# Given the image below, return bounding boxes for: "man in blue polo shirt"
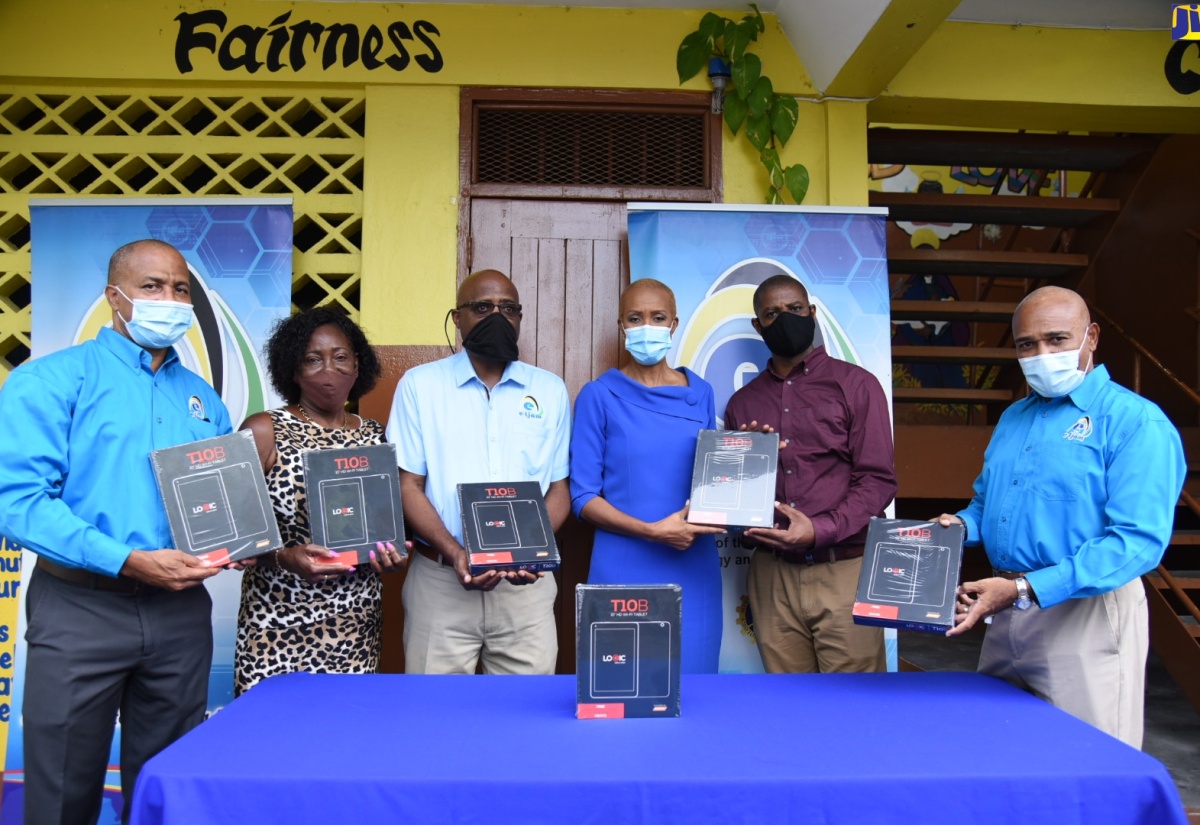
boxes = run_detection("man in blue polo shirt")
[0,239,232,822]
[937,286,1184,748]
[388,269,570,674]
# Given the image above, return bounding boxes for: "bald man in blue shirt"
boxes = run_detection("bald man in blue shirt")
[0,239,232,823]
[937,286,1185,748]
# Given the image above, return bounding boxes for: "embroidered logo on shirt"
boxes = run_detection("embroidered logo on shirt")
[520,395,543,420]
[188,395,206,420]
[1063,415,1092,442]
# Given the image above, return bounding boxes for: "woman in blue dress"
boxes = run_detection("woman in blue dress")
[570,279,725,673]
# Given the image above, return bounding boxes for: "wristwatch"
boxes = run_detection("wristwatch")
[1014,577,1034,611]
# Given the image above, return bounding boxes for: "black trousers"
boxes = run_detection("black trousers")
[22,566,213,825]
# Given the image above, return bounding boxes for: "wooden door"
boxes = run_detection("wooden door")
[468,199,628,400]
[469,197,629,673]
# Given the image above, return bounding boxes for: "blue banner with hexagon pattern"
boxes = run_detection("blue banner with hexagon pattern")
[627,203,895,675]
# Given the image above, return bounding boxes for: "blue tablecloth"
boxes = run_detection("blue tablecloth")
[131,672,1186,825]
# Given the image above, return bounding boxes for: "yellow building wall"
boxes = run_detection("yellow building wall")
[2,1,1197,353]
[0,0,826,349]
[875,21,1200,132]
[361,85,460,345]
[0,2,815,93]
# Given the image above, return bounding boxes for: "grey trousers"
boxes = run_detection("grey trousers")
[978,577,1149,748]
[22,565,213,825]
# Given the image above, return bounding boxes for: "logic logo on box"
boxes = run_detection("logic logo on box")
[577,585,681,719]
[1173,4,1200,39]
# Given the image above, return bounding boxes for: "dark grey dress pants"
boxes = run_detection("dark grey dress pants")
[22,565,213,825]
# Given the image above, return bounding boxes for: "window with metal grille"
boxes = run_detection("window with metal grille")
[0,88,365,378]
[475,108,708,188]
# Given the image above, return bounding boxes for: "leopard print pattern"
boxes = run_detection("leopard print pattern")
[234,408,386,695]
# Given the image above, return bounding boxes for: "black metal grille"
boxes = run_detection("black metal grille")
[476,108,707,188]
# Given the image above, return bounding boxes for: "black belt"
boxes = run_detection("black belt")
[37,556,156,595]
[772,546,865,566]
[414,541,448,566]
[992,569,1030,581]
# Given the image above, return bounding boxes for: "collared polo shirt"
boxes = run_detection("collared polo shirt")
[0,327,232,576]
[958,365,1185,608]
[388,350,570,546]
[723,346,897,549]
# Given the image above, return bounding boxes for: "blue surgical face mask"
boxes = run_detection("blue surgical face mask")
[115,286,195,349]
[623,324,673,366]
[1019,330,1092,398]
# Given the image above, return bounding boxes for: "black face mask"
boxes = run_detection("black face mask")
[462,311,520,363]
[760,311,816,359]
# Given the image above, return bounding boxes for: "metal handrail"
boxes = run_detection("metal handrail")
[1087,302,1200,626]
[1088,303,1200,407]
[1156,564,1200,628]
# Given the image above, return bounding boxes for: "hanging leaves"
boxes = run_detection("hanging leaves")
[746,76,774,119]
[744,113,771,152]
[676,30,712,84]
[731,53,761,100]
[784,164,810,204]
[698,12,725,44]
[723,92,749,136]
[675,5,809,204]
[771,96,799,147]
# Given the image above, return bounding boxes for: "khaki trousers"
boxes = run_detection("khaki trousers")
[747,550,886,673]
[978,577,1148,748]
[402,550,558,675]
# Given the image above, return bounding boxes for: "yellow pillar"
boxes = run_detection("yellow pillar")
[361,85,460,346]
[823,100,868,207]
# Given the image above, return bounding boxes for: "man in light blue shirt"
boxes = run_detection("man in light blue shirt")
[0,239,231,823]
[387,269,570,674]
[937,286,1184,748]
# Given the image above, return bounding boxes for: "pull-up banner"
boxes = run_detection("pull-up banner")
[626,203,895,674]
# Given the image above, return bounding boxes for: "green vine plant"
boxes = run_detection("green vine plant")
[677,4,809,205]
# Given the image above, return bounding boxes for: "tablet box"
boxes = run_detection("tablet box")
[457,482,560,574]
[304,443,405,566]
[576,585,681,719]
[151,430,282,566]
[852,517,965,633]
[686,429,779,531]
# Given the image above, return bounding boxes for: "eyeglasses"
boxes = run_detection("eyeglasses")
[298,352,357,376]
[456,300,522,318]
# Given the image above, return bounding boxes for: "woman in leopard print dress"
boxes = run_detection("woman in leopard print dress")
[234,308,407,695]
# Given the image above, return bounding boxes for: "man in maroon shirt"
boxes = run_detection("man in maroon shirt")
[724,275,897,673]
